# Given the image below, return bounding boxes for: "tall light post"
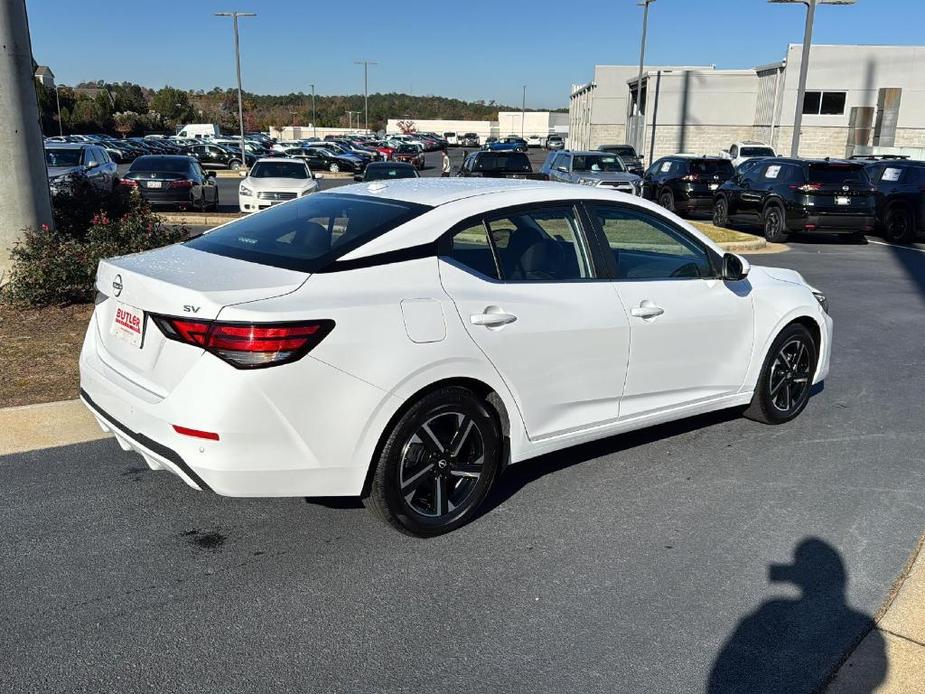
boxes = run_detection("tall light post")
[214,10,255,168]
[309,83,316,138]
[54,84,63,136]
[354,59,378,132]
[770,0,856,157]
[634,0,655,153]
[521,85,526,138]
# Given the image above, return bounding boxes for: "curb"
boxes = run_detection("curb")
[717,238,767,252]
[159,213,241,226]
[0,399,109,456]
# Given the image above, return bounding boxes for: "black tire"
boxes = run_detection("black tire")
[883,205,915,244]
[210,190,219,211]
[713,196,729,228]
[763,203,789,243]
[744,323,818,425]
[365,386,502,537]
[658,189,675,213]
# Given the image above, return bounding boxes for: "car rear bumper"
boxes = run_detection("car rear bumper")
[675,195,715,211]
[78,310,394,497]
[137,189,193,206]
[786,208,876,233]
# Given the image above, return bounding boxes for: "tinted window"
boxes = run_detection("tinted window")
[689,160,735,177]
[484,206,592,281]
[446,221,498,279]
[820,92,847,115]
[802,92,822,114]
[251,161,310,179]
[740,147,775,157]
[602,145,636,157]
[473,153,531,173]
[364,165,418,180]
[589,204,714,280]
[572,154,626,173]
[186,193,430,272]
[129,157,192,174]
[806,163,868,185]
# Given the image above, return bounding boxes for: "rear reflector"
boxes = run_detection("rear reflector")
[151,316,334,369]
[173,425,220,441]
[804,224,817,231]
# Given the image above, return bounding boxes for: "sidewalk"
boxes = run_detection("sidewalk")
[0,399,108,456]
[828,537,925,693]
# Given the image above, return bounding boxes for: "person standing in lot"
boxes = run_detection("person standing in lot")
[441,148,451,177]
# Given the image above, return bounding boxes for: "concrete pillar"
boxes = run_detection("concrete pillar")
[0,0,54,281]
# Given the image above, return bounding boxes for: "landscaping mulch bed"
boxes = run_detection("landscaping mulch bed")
[0,303,93,408]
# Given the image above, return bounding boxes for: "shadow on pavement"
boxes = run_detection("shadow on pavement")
[707,538,886,693]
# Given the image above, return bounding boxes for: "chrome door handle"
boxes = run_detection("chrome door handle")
[631,305,664,319]
[471,311,517,327]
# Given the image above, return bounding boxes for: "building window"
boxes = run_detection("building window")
[802,91,846,115]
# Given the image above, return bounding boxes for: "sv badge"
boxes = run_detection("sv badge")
[183,305,201,314]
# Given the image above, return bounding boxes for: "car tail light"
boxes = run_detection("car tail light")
[790,183,824,192]
[168,179,194,189]
[151,316,334,368]
[119,178,138,188]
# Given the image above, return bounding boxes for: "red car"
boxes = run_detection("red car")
[393,144,425,170]
[369,141,396,160]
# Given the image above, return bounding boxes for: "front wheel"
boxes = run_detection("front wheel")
[365,387,502,537]
[713,197,729,228]
[744,323,818,425]
[763,204,789,243]
[229,160,242,171]
[329,163,340,173]
[884,206,915,244]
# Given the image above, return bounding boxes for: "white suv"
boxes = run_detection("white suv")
[721,141,777,169]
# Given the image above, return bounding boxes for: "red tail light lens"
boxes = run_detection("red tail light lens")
[168,179,194,189]
[151,316,334,368]
[119,178,139,188]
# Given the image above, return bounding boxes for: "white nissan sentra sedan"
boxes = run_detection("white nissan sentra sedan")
[80,179,832,536]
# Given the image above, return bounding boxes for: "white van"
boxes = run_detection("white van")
[177,124,222,140]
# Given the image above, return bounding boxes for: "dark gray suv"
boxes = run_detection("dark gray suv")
[540,150,641,195]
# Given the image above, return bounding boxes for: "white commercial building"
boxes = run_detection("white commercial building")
[385,112,568,141]
[569,44,925,163]
[385,118,494,140]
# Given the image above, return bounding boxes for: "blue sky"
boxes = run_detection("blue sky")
[27,0,925,108]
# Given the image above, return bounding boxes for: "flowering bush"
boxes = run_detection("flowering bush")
[5,184,187,307]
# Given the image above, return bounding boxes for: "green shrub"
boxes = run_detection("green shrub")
[5,187,187,307]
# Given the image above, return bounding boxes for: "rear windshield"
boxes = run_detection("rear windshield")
[464,133,478,138]
[251,161,310,179]
[397,145,420,154]
[601,145,635,157]
[740,147,775,157]
[688,160,735,176]
[129,157,191,173]
[185,193,431,272]
[807,163,869,185]
[45,148,83,167]
[572,154,626,173]
[365,165,418,180]
[474,153,532,172]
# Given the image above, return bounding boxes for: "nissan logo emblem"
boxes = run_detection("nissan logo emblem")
[112,274,123,297]
[842,185,849,192]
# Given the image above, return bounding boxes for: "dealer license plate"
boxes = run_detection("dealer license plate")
[111,302,145,348]
[835,196,850,205]
[146,180,162,189]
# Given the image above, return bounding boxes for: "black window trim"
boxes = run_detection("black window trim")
[580,200,723,282]
[437,199,613,284]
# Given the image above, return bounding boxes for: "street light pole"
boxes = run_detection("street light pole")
[769,0,856,157]
[354,60,378,132]
[521,85,526,138]
[215,10,255,168]
[310,83,316,138]
[54,84,63,136]
[634,0,655,153]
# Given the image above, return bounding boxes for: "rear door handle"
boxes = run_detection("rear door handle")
[471,310,517,327]
[630,304,664,319]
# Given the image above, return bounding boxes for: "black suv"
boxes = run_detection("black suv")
[598,144,644,175]
[642,156,735,217]
[183,143,255,170]
[712,158,876,242]
[862,159,925,244]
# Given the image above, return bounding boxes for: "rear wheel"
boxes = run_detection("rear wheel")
[884,205,915,244]
[229,160,242,171]
[659,189,675,213]
[365,386,502,537]
[744,323,818,425]
[713,196,729,228]
[763,204,789,243]
[329,163,340,173]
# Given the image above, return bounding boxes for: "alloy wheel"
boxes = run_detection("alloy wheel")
[398,411,485,519]
[768,337,812,413]
[713,198,728,227]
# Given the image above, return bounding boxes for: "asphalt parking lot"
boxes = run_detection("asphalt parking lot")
[3,237,925,692]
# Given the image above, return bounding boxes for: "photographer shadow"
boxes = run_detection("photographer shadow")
[708,538,886,693]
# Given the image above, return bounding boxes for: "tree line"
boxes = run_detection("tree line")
[35,79,566,136]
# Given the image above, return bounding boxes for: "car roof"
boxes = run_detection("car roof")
[254,157,306,164]
[45,142,93,150]
[367,161,415,168]
[328,177,591,206]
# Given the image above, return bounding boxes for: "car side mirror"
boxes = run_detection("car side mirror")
[86,160,99,170]
[722,253,750,281]
[556,165,568,173]
[208,171,217,178]
[238,169,247,178]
